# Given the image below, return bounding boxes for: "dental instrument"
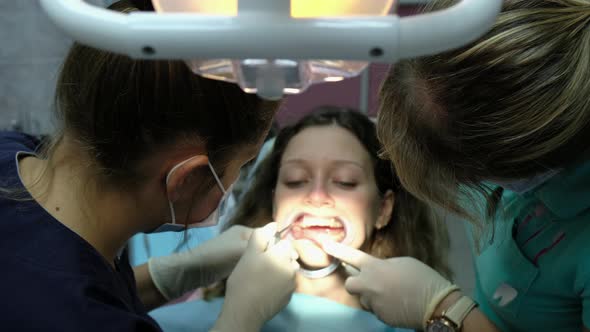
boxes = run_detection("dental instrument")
[267,222,343,279]
[266,223,294,250]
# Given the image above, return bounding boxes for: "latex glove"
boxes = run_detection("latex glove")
[148,225,253,300]
[322,240,458,330]
[213,223,299,332]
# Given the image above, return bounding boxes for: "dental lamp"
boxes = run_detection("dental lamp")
[39,0,502,100]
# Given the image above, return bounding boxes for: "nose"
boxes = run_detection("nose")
[304,181,333,208]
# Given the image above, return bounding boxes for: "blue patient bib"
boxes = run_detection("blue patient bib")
[150,293,413,332]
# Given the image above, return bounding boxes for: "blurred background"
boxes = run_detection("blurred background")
[0,0,474,296]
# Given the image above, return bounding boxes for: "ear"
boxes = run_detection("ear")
[165,155,210,202]
[375,190,394,230]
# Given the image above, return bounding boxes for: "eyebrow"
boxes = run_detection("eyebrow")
[281,158,364,169]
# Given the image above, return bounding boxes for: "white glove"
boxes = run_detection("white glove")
[322,240,458,330]
[213,223,299,332]
[148,225,253,300]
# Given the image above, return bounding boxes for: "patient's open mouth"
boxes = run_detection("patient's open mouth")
[289,213,347,245]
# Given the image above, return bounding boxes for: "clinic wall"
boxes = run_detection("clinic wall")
[276,5,420,126]
[0,0,106,134]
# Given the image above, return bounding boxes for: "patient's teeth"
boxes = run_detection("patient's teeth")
[298,215,344,228]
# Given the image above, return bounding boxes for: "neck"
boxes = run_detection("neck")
[19,142,142,264]
[295,265,362,309]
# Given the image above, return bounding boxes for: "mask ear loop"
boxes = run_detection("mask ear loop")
[166,157,228,226]
[165,157,205,226]
[207,160,227,195]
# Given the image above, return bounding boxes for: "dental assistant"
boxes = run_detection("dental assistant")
[323,0,590,331]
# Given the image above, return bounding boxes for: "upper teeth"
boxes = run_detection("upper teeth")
[299,216,342,228]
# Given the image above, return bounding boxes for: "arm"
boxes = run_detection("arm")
[210,303,264,332]
[322,240,500,331]
[433,291,500,332]
[134,225,253,310]
[134,264,167,311]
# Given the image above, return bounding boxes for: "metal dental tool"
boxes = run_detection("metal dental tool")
[266,223,294,250]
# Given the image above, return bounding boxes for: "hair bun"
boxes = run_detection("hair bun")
[129,0,155,11]
[108,0,155,11]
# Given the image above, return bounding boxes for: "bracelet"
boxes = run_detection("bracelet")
[422,285,460,329]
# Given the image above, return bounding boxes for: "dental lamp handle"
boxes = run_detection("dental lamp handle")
[40,0,502,62]
[398,0,503,59]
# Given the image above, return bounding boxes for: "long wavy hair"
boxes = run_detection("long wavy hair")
[206,107,452,299]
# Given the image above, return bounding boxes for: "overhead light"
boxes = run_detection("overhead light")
[152,0,394,18]
[39,0,503,100]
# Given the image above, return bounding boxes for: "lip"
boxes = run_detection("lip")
[281,211,354,245]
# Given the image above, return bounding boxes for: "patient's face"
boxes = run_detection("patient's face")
[274,125,389,268]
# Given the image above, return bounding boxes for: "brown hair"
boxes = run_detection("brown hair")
[206,107,451,299]
[378,0,590,223]
[19,0,279,195]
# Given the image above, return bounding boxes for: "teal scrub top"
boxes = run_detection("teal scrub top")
[466,160,590,332]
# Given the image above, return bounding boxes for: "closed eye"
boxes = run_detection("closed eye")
[335,181,357,188]
[285,180,308,188]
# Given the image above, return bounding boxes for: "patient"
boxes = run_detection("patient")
[149,107,451,332]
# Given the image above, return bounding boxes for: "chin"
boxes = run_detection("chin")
[294,239,334,269]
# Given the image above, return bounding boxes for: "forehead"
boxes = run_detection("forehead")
[281,125,371,165]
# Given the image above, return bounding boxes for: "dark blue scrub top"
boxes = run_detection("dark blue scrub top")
[0,131,162,331]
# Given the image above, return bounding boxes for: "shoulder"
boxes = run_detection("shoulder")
[1,255,162,332]
[0,131,41,184]
[569,211,590,284]
[149,297,223,331]
[0,131,41,154]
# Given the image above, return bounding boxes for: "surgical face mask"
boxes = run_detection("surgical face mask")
[492,169,560,194]
[150,157,228,233]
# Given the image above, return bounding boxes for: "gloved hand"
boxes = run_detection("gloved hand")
[148,225,253,300]
[213,223,299,332]
[322,240,458,330]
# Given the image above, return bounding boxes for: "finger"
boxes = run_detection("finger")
[321,239,375,269]
[292,241,305,259]
[237,226,254,241]
[223,225,253,246]
[268,241,300,273]
[291,249,299,261]
[283,240,300,261]
[261,222,278,236]
[247,223,278,253]
[344,275,366,295]
[267,239,296,260]
[342,262,360,276]
[359,295,371,311]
